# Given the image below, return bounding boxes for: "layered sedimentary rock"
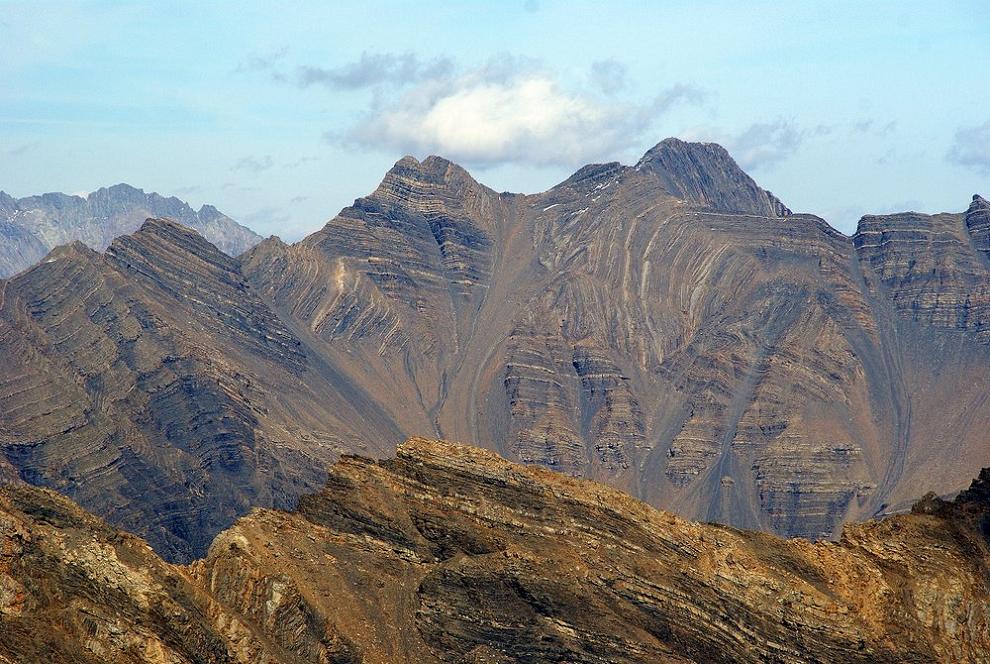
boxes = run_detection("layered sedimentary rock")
[4,139,990,561]
[0,184,260,277]
[242,139,990,542]
[635,137,792,217]
[2,439,990,663]
[853,195,990,339]
[241,155,504,439]
[0,219,401,562]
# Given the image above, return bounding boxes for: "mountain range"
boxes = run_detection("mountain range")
[1,138,989,565]
[0,184,261,277]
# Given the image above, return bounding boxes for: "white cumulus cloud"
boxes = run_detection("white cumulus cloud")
[338,60,702,168]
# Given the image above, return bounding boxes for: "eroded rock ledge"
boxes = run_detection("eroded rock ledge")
[2,437,989,663]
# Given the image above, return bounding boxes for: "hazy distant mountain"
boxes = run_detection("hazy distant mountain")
[2,139,990,564]
[0,184,261,277]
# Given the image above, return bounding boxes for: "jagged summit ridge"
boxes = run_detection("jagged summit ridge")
[382,138,794,219]
[0,184,261,277]
[634,137,792,217]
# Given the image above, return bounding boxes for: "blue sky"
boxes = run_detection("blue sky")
[1,1,988,239]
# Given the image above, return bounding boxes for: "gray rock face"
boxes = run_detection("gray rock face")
[0,184,261,277]
[635,137,792,217]
[0,219,398,562]
[853,197,990,340]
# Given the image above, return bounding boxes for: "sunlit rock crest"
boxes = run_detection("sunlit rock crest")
[1,440,989,662]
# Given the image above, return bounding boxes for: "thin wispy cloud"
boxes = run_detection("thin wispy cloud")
[947,120,990,175]
[683,119,826,171]
[236,47,289,81]
[242,206,291,226]
[875,148,896,165]
[648,84,705,115]
[6,141,38,157]
[589,60,627,95]
[298,52,453,91]
[221,182,258,193]
[232,155,274,173]
[853,119,897,136]
[284,155,320,169]
[879,199,927,214]
[730,119,804,170]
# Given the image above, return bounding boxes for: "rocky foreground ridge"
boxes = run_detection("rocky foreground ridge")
[1,438,989,663]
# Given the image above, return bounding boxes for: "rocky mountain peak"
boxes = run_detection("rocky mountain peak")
[101,217,248,303]
[111,216,233,266]
[635,137,791,217]
[638,136,732,164]
[135,214,198,236]
[41,240,100,265]
[93,182,144,198]
[376,153,482,198]
[0,185,262,276]
[251,234,288,252]
[196,203,223,220]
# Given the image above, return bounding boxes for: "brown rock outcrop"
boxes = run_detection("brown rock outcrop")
[2,439,990,663]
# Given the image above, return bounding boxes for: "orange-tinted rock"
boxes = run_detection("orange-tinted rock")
[2,440,990,663]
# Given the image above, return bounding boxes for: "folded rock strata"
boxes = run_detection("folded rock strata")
[0,220,402,562]
[1,438,989,663]
[3,139,990,560]
[242,140,990,543]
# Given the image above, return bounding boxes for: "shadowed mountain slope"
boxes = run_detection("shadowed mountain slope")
[0,184,261,277]
[0,219,400,562]
[1,439,989,663]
